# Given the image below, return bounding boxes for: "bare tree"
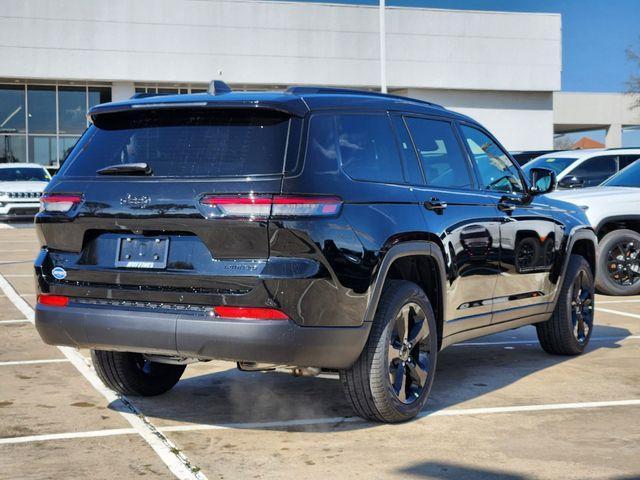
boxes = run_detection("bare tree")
[627,39,640,110]
[554,135,574,150]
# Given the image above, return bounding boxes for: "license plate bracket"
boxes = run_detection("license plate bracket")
[116,237,169,269]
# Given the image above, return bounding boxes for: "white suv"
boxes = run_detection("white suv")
[550,159,640,295]
[523,148,640,190]
[0,163,51,220]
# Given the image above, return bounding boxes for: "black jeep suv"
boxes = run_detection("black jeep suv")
[34,84,597,423]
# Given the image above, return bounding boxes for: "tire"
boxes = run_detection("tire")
[596,229,640,296]
[91,350,186,396]
[536,255,594,355]
[339,280,438,423]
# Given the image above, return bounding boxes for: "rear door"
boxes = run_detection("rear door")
[399,114,501,335]
[38,107,298,297]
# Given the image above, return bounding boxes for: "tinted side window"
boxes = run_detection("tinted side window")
[391,116,423,185]
[620,154,640,170]
[569,155,617,187]
[460,125,524,193]
[405,117,472,189]
[336,114,404,184]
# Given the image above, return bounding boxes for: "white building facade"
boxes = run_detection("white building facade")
[0,0,562,166]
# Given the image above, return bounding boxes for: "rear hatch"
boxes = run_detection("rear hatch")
[37,106,299,303]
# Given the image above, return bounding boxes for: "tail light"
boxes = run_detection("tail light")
[40,194,82,213]
[38,294,69,307]
[199,194,341,219]
[213,306,289,320]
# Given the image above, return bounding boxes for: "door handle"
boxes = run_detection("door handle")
[424,198,447,214]
[498,201,516,213]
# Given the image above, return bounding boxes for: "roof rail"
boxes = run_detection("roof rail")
[129,92,176,99]
[208,80,232,95]
[605,147,640,151]
[286,86,442,108]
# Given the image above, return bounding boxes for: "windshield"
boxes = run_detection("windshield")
[603,160,640,187]
[0,167,50,182]
[522,156,579,176]
[61,108,291,177]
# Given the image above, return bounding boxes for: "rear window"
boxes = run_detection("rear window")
[62,108,290,177]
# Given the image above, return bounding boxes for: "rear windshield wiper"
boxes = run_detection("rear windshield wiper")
[97,163,153,176]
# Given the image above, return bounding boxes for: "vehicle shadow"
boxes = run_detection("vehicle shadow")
[396,461,640,479]
[397,461,531,479]
[108,324,631,432]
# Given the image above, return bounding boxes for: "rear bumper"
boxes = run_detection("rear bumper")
[35,303,371,369]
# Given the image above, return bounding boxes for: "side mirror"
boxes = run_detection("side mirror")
[558,175,584,189]
[529,168,556,195]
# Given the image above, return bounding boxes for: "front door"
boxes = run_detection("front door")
[458,124,558,324]
[397,115,502,335]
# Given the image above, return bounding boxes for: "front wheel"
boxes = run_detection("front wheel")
[339,280,438,423]
[536,255,594,355]
[596,229,640,296]
[91,350,186,396]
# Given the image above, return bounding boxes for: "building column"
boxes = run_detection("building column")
[111,81,135,101]
[605,123,622,148]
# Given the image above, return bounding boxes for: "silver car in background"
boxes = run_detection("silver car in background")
[0,163,51,220]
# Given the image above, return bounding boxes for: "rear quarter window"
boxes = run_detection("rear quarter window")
[61,108,291,177]
[305,113,404,184]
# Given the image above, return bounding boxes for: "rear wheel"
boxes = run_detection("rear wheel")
[536,255,594,355]
[91,350,186,396]
[339,280,438,423]
[596,229,640,296]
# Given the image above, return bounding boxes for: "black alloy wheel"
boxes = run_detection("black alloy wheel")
[387,302,432,404]
[570,269,593,344]
[606,239,640,287]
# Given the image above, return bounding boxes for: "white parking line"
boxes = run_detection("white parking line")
[0,428,137,445]
[0,223,15,230]
[0,319,31,324]
[3,398,639,445]
[2,274,33,278]
[597,299,640,304]
[0,273,206,480]
[0,359,70,366]
[455,335,640,347]
[0,249,36,253]
[595,307,640,320]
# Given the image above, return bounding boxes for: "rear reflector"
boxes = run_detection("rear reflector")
[213,306,289,320]
[199,195,341,219]
[40,194,82,213]
[38,294,69,307]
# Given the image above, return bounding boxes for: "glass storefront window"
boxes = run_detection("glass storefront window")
[58,87,86,134]
[1,83,110,166]
[0,86,26,133]
[28,135,57,166]
[88,87,111,108]
[27,86,56,134]
[1,135,27,163]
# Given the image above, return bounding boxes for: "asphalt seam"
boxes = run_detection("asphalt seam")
[2,398,640,445]
[0,273,207,480]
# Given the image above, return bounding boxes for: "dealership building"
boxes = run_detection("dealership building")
[0,0,565,166]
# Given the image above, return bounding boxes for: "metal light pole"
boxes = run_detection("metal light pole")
[379,0,387,93]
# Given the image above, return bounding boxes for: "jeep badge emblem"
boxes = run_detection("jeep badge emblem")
[51,267,67,280]
[120,194,151,209]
